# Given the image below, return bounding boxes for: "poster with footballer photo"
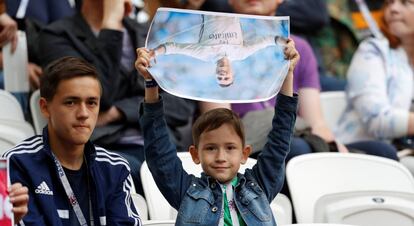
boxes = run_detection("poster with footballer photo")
[146,8,290,103]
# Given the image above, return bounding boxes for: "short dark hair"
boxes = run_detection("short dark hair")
[40,56,100,100]
[192,108,245,147]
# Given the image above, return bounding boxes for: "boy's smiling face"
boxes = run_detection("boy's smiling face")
[189,123,251,184]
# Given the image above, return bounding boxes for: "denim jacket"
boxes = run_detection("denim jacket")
[140,94,297,226]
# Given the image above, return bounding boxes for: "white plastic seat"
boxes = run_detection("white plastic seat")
[0,90,34,154]
[131,193,148,221]
[0,136,14,154]
[0,90,35,154]
[286,152,414,223]
[314,190,414,226]
[282,224,357,226]
[0,121,35,155]
[0,89,26,121]
[142,220,175,226]
[2,31,29,93]
[271,192,293,225]
[319,91,346,130]
[141,152,292,224]
[30,90,47,135]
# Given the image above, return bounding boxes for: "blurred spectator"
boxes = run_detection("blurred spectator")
[0,0,79,119]
[229,0,398,162]
[199,0,233,12]
[0,0,17,50]
[5,0,79,90]
[277,0,348,91]
[0,0,24,115]
[335,0,413,160]
[278,0,385,91]
[37,0,197,195]
[5,0,77,25]
[143,0,232,20]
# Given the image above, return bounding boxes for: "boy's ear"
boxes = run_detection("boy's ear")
[241,145,252,164]
[189,145,201,164]
[39,97,50,119]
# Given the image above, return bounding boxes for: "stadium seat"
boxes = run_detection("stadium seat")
[314,190,414,226]
[319,91,346,130]
[0,90,35,154]
[286,152,414,223]
[282,224,357,226]
[131,193,148,221]
[142,220,175,226]
[0,89,26,121]
[30,90,47,135]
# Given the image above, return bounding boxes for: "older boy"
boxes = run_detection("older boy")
[3,57,141,226]
[136,37,299,225]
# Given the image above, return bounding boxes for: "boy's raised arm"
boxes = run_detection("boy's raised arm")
[135,48,159,103]
[135,47,192,209]
[279,38,299,97]
[250,38,299,201]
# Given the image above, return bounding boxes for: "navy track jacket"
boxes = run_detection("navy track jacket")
[3,129,142,226]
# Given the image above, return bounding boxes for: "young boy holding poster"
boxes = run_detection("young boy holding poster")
[135,36,299,225]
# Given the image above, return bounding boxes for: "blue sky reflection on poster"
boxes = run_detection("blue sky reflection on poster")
[146,8,290,103]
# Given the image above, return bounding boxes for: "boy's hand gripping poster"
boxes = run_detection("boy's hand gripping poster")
[146,8,290,103]
[0,159,12,226]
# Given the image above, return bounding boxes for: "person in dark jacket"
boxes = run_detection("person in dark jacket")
[3,56,141,226]
[37,0,197,196]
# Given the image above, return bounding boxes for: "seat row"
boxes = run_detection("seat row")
[135,152,414,226]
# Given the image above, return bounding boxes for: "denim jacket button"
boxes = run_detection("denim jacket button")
[250,182,255,186]
[192,183,196,187]
[210,183,216,189]
[211,206,218,213]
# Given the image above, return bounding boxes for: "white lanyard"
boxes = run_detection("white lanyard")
[52,152,94,226]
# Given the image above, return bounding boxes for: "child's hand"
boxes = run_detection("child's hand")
[9,183,29,223]
[284,38,300,73]
[135,48,154,80]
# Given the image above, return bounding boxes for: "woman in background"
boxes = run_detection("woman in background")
[336,0,413,169]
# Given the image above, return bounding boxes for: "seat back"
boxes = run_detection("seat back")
[30,90,47,134]
[319,91,346,130]
[2,31,29,93]
[0,137,14,154]
[0,121,35,155]
[141,152,292,223]
[0,90,25,121]
[286,153,414,223]
[314,190,414,226]
[0,90,35,155]
[131,193,148,221]
[271,193,292,225]
[282,224,358,226]
[140,160,177,220]
[142,220,175,226]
